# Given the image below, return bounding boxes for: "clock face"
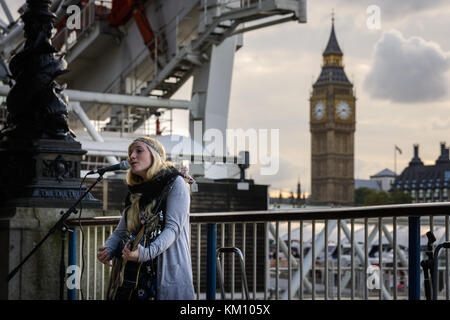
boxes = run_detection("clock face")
[336,101,351,120]
[313,101,325,120]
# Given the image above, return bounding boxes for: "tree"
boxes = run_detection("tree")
[389,189,413,204]
[354,187,374,205]
[364,190,389,205]
[354,187,412,206]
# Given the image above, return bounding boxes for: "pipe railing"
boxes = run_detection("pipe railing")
[65,202,450,300]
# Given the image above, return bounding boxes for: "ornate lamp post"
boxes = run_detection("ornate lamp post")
[5,0,72,140]
[0,0,99,208]
[0,0,101,299]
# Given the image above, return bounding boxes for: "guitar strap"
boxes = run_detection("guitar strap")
[131,221,146,251]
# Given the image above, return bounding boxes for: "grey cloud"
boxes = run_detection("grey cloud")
[363,30,450,103]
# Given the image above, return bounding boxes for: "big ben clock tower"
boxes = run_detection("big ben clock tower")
[310,16,355,206]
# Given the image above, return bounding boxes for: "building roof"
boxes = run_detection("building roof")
[370,168,396,178]
[314,66,352,87]
[323,22,343,56]
[393,143,450,191]
[314,20,352,88]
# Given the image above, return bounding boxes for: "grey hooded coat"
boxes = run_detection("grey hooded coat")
[105,176,195,300]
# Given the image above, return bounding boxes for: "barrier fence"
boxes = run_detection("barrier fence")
[66,202,450,300]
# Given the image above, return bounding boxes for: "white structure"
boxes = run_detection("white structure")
[370,168,396,192]
[355,168,396,192]
[75,130,242,179]
[0,0,307,179]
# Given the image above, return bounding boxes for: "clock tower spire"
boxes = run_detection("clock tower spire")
[309,15,356,206]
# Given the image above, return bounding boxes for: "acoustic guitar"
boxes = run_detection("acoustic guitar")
[112,211,163,300]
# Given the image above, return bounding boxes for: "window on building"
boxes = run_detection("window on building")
[426,189,432,202]
[445,171,450,181]
[443,188,448,201]
[411,190,416,203]
[434,189,440,202]
[419,189,424,202]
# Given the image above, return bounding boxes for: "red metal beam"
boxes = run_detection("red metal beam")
[110,0,159,59]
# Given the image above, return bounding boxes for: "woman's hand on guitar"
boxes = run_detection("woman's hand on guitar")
[122,240,139,262]
[97,246,112,266]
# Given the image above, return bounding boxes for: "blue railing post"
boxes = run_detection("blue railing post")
[206,223,217,300]
[408,216,421,300]
[67,227,77,300]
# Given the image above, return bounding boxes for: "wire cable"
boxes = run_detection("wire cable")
[77,171,89,300]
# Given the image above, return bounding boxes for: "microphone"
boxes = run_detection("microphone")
[88,160,130,175]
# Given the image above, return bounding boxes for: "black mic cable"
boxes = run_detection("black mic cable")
[77,171,89,300]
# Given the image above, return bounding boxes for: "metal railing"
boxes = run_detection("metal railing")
[65,202,450,300]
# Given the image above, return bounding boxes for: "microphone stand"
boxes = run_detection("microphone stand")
[6,173,104,300]
[420,231,436,300]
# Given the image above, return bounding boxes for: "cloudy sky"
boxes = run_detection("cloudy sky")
[175,0,450,196]
[3,1,450,196]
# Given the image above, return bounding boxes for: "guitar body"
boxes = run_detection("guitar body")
[111,234,144,300]
[113,260,143,300]
[111,232,157,300]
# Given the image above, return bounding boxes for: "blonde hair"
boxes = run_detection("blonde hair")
[125,136,173,234]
